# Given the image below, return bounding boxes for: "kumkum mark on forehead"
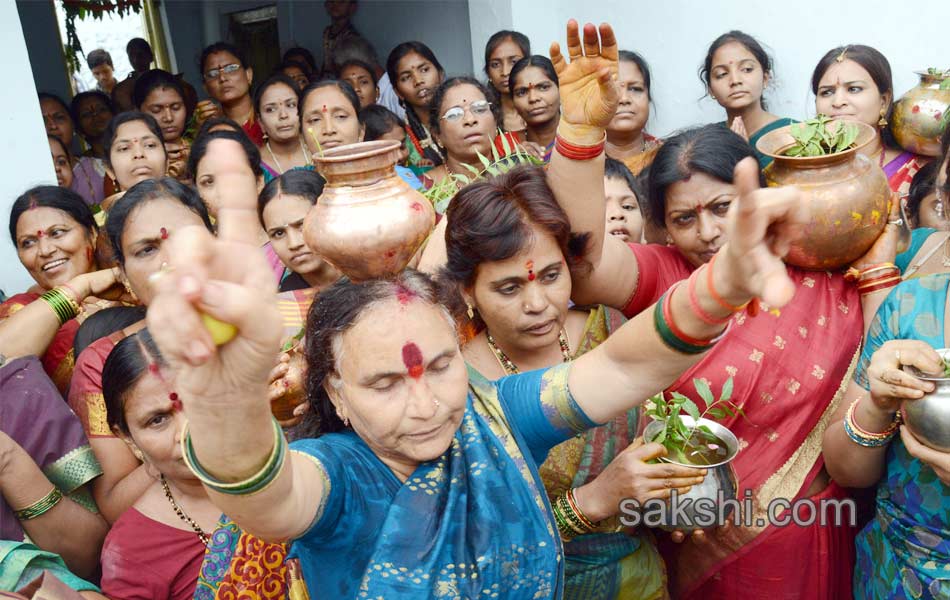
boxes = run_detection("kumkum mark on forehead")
[402,342,424,379]
[526,260,536,281]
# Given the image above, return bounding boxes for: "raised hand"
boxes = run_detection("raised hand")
[550,20,620,136]
[146,137,282,412]
[719,157,807,309]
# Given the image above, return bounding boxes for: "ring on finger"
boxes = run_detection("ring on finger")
[896,349,901,364]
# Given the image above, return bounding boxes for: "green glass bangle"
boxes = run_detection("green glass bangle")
[39,289,73,325]
[654,297,710,354]
[15,487,63,520]
[182,417,287,495]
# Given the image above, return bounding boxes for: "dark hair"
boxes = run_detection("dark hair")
[811,45,896,147]
[199,41,247,75]
[299,270,452,438]
[329,36,380,73]
[428,76,499,137]
[87,48,113,70]
[483,30,531,79]
[258,169,325,226]
[278,59,311,80]
[47,134,72,162]
[508,55,559,96]
[360,104,406,141]
[905,160,940,227]
[298,79,362,121]
[283,46,317,74]
[106,177,213,265]
[605,157,644,202]
[103,328,163,436]
[386,42,445,166]
[9,185,96,244]
[103,111,166,169]
[337,59,379,87]
[439,165,589,327]
[70,91,115,138]
[646,124,758,228]
[132,69,186,111]
[38,92,71,119]
[700,31,772,109]
[126,38,152,56]
[74,305,147,358]
[187,129,263,183]
[193,116,244,141]
[254,73,301,116]
[619,50,653,101]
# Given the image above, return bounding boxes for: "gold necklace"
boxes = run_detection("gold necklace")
[266,138,312,174]
[161,475,210,546]
[485,329,572,375]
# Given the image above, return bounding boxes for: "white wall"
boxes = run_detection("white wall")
[505,0,950,137]
[1,1,58,294]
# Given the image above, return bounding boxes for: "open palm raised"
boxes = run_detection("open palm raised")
[550,20,620,133]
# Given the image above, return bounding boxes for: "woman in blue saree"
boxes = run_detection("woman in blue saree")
[142,20,810,598]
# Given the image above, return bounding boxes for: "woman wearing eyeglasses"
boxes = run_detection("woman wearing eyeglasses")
[195,42,264,147]
[421,77,516,194]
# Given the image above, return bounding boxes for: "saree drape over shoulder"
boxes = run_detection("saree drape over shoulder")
[853,274,950,599]
[622,243,861,599]
[0,294,78,396]
[289,363,596,598]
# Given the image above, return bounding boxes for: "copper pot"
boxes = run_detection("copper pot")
[304,140,435,282]
[756,121,890,270]
[891,71,950,157]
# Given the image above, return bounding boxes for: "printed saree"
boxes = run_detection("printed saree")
[0,542,98,594]
[885,151,930,197]
[0,294,78,396]
[853,274,950,598]
[289,363,595,598]
[623,243,862,598]
[616,133,662,176]
[1,356,101,542]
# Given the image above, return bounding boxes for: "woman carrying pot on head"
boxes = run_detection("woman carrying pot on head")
[812,44,929,197]
[606,51,661,176]
[439,164,702,599]
[701,31,795,169]
[509,56,560,163]
[68,178,213,524]
[259,169,339,293]
[255,74,312,183]
[40,92,108,207]
[141,21,808,599]
[386,41,446,174]
[548,20,904,599]
[484,30,531,137]
[134,69,192,183]
[1,186,122,394]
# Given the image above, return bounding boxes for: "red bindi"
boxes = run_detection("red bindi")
[322,104,328,112]
[159,227,169,240]
[148,363,160,375]
[169,392,182,411]
[36,230,44,238]
[401,342,424,379]
[394,282,417,306]
[526,260,536,281]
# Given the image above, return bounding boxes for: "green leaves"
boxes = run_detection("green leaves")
[786,114,859,157]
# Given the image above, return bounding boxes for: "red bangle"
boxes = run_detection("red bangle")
[687,267,733,325]
[706,254,747,311]
[663,284,716,347]
[555,133,606,161]
[857,274,901,291]
[859,280,900,295]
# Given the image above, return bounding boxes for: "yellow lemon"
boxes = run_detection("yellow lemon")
[202,313,237,346]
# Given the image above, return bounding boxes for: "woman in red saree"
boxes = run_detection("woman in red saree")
[1,186,122,394]
[546,25,902,597]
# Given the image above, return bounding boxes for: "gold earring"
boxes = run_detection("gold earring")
[878,108,888,128]
[466,303,475,319]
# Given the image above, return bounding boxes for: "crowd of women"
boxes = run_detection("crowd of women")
[2,8,949,600]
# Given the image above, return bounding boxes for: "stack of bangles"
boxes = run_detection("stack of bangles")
[845,263,901,296]
[40,285,81,326]
[14,487,63,521]
[182,417,287,495]
[551,488,596,540]
[655,256,748,354]
[843,398,901,447]
[554,131,606,161]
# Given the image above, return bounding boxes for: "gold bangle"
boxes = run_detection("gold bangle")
[14,487,63,520]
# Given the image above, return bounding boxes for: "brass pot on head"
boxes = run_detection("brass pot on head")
[303,140,435,282]
[756,120,891,271]
[891,71,950,158]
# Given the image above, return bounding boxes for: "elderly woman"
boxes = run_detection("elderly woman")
[144,21,807,598]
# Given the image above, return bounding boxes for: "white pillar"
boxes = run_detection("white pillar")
[0,1,58,295]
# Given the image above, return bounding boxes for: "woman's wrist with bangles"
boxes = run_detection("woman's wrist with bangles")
[14,487,63,521]
[555,119,606,151]
[39,286,82,325]
[845,262,900,297]
[844,396,901,448]
[182,417,288,496]
[552,487,599,540]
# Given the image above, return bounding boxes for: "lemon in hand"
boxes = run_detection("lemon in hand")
[202,313,237,346]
